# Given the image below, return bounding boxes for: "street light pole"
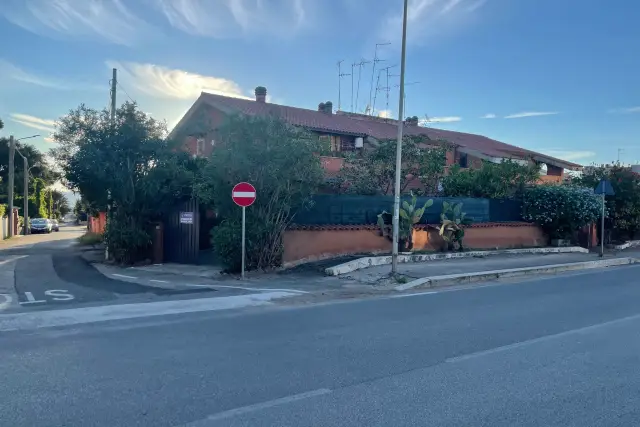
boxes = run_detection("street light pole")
[7,136,15,237]
[23,156,28,235]
[391,0,409,274]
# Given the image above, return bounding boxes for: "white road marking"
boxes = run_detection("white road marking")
[112,274,137,279]
[150,279,168,283]
[391,291,438,299]
[184,283,309,294]
[0,294,12,311]
[45,290,74,301]
[0,255,28,266]
[203,389,332,422]
[0,291,297,331]
[446,311,640,364]
[20,292,46,305]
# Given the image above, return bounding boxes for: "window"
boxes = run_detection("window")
[340,136,355,151]
[196,138,205,156]
[459,153,468,168]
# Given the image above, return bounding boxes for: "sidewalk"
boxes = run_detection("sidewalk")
[83,248,640,305]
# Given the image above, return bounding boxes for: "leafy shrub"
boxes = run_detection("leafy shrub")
[0,204,5,218]
[439,201,472,251]
[442,160,541,199]
[523,185,602,239]
[211,218,284,273]
[78,232,104,246]
[103,216,151,264]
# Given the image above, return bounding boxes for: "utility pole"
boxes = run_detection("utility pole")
[23,156,28,234]
[391,0,409,274]
[106,68,117,261]
[110,68,117,123]
[7,136,15,237]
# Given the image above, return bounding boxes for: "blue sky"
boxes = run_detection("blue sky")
[1,0,640,166]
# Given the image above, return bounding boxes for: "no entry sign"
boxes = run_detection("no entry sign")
[232,182,256,207]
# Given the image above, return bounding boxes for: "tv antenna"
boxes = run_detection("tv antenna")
[368,42,391,115]
[394,81,420,119]
[337,60,351,111]
[354,59,371,113]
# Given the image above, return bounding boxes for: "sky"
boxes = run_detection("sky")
[1,0,640,167]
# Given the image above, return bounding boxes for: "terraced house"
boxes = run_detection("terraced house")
[170,86,582,185]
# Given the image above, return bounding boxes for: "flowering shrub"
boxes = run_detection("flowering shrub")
[523,185,602,239]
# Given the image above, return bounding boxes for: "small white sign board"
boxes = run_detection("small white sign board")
[180,212,194,224]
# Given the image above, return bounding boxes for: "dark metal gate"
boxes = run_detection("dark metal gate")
[164,199,200,264]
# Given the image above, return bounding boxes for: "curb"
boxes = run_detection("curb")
[325,246,589,276]
[394,257,639,291]
[611,240,640,251]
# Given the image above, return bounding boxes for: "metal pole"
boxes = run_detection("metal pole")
[600,193,605,257]
[241,206,246,279]
[106,68,117,261]
[24,156,29,235]
[391,0,409,274]
[7,136,15,237]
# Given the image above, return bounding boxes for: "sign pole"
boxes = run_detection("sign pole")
[241,206,246,279]
[232,182,256,278]
[600,192,605,258]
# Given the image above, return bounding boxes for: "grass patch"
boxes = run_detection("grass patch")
[78,232,104,246]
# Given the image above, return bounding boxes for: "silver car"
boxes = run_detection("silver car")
[30,218,52,234]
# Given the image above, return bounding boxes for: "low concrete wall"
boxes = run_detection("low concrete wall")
[283,222,547,266]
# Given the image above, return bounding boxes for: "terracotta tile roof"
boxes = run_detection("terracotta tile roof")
[288,222,535,231]
[198,92,581,170]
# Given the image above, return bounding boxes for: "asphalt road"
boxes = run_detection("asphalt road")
[3,263,640,426]
[0,225,225,312]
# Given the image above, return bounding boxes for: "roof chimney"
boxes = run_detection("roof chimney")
[255,86,267,103]
[405,116,419,126]
[324,101,333,115]
[318,102,326,112]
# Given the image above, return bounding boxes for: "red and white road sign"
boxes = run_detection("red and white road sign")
[232,182,256,207]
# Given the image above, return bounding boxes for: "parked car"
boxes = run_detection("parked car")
[30,218,52,234]
[51,219,60,232]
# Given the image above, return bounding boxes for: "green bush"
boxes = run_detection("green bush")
[0,204,5,218]
[103,216,151,264]
[78,232,104,246]
[523,185,602,239]
[211,219,284,273]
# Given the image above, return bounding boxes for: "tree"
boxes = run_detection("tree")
[573,163,640,241]
[334,136,449,195]
[442,160,541,199]
[194,114,325,271]
[0,117,4,130]
[51,101,200,263]
[0,138,57,206]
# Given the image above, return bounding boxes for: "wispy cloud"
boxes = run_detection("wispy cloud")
[481,113,496,119]
[10,113,56,133]
[504,111,559,119]
[420,116,462,124]
[0,59,100,91]
[153,0,309,39]
[541,150,596,161]
[0,0,152,46]
[608,107,640,114]
[44,137,55,143]
[380,0,488,44]
[106,61,251,101]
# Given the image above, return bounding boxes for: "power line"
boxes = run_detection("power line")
[117,81,135,104]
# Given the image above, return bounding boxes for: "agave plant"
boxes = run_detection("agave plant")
[376,193,433,251]
[399,192,433,250]
[439,201,472,251]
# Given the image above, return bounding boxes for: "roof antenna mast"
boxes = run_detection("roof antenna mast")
[355,59,371,113]
[368,42,391,115]
[337,60,351,112]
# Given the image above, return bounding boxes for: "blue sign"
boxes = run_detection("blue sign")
[594,179,615,196]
